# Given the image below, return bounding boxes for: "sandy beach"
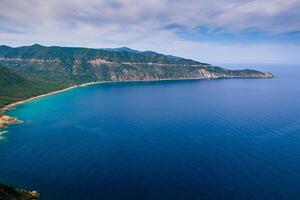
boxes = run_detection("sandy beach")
[0,81,104,113]
[0,79,180,113]
[0,75,273,113]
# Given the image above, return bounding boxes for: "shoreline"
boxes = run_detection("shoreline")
[0,75,273,114]
[0,78,206,112]
[0,81,103,113]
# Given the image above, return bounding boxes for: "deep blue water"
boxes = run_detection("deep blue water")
[1,64,300,200]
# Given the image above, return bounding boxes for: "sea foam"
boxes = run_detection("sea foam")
[0,131,8,139]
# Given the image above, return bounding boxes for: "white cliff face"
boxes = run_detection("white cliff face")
[0,58,61,66]
[198,69,220,78]
[88,62,273,82]
[88,59,111,65]
[0,56,273,85]
[0,45,273,86]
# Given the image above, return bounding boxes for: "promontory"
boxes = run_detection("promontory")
[0,44,272,114]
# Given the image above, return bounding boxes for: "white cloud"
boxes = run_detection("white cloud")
[216,0,300,33]
[0,0,299,63]
[1,0,299,33]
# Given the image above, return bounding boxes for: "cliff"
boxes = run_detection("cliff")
[0,44,272,85]
[0,45,273,197]
[0,44,272,110]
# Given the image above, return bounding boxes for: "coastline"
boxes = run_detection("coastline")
[0,78,205,112]
[0,81,106,130]
[0,74,274,199]
[0,78,212,130]
[0,75,273,114]
[0,81,103,113]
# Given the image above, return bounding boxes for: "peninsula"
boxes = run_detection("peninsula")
[0,44,273,199]
[0,44,272,112]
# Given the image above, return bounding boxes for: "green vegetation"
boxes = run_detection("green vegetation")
[0,45,273,197]
[0,64,63,109]
[0,44,272,109]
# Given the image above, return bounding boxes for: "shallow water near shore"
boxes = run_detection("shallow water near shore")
[0,131,7,140]
[1,64,300,200]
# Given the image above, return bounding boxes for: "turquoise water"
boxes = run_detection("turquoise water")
[1,64,300,200]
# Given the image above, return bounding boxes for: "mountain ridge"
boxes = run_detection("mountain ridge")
[0,64,63,109]
[0,44,272,110]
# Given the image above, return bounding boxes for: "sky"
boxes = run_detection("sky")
[0,0,300,64]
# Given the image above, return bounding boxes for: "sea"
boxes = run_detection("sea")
[0,64,300,200]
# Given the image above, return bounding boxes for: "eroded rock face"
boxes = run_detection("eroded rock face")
[0,115,21,129]
[0,45,273,86]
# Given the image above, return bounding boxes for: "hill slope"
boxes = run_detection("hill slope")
[0,44,272,109]
[0,44,272,86]
[0,64,62,108]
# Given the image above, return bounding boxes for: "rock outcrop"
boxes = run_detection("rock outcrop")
[0,182,39,200]
[0,44,273,86]
[0,115,21,129]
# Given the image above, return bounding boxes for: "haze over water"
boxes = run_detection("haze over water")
[0,64,300,200]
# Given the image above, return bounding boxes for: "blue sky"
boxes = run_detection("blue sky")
[0,0,300,64]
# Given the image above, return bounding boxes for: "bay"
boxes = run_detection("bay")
[1,64,300,200]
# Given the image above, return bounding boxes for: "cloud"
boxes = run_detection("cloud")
[0,0,299,63]
[215,0,300,33]
[1,0,299,33]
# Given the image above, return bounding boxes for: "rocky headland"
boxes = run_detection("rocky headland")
[0,115,21,129]
[0,44,274,199]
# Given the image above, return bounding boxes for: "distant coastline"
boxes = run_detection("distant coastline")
[0,44,273,115]
[0,71,274,200]
[0,75,273,114]
[0,81,101,112]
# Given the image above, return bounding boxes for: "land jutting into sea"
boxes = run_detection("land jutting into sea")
[0,44,272,119]
[0,44,273,199]
[0,43,273,131]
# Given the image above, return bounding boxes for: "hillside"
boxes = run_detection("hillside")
[0,64,63,109]
[0,44,272,86]
[0,45,273,197]
[0,44,272,109]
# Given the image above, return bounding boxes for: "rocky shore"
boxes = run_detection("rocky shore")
[0,115,21,129]
[0,182,39,200]
[0,116,39,199]
[0,73,273,130]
